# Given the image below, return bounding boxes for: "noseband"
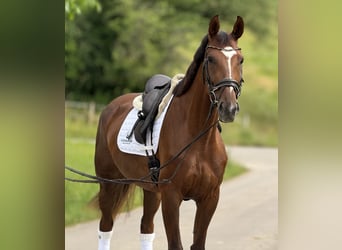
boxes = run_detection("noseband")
[203,45,244,106]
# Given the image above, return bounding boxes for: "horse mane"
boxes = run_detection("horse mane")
[173,35,209,96]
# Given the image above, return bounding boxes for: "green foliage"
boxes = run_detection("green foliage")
[65,0,278,104]
[224,160,248,180]
[65,0,101,20]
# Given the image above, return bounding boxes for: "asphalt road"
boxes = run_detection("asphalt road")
[65,146,278,250]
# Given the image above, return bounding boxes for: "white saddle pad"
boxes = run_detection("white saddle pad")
[117,95,174,156]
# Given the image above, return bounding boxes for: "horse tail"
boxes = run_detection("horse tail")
[89,183,136,219]
[112,183,136,217]
[91,107,137,220]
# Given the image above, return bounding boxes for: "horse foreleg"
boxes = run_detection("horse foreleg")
[161,190,183,250]
[140,189,161,250]
[191,189,220,250]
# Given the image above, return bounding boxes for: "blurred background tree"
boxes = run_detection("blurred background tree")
[65,0,277,104]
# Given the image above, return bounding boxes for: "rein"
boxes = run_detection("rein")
[65,119,219,185]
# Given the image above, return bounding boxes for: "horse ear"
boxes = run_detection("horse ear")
[231,16,244,40]
[208,15,220,38]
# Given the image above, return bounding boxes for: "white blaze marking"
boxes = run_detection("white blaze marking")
[221,46,237,79]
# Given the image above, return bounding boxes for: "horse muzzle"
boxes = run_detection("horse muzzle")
[218,101,239,123]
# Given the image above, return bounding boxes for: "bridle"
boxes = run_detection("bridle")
[203,45,244,106]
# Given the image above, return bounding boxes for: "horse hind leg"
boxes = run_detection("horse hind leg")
[96,181,135,250]
[140,190,161,250]
[98,181,135,230]
[95,157,135,249]
[95,130,135,249]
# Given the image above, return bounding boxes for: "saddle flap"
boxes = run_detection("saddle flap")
[142,89,163,113]
[133,120,145,144]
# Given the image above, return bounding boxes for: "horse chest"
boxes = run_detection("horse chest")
[179,157,222,197]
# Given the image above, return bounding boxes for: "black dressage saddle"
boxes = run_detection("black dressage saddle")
[128,74,171,145]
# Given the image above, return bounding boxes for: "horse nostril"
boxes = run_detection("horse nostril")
[219,102,237,114]
[229,104,238,115]
[218,102,224,111]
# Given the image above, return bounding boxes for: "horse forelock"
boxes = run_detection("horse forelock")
[216,31,229,45]
[173,35,209,97]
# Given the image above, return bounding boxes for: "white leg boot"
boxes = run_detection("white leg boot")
[98,229,113,250]
[140,233,155,250]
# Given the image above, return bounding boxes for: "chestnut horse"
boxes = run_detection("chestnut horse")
[95,15,244,250]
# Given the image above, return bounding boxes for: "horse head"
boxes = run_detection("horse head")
[205,15,244,122]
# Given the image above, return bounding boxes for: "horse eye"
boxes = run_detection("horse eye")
[207,56,215,63]
[240,57,244,64]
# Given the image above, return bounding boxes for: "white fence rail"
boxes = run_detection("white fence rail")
[65,100,250,128]
[65,101,105,124]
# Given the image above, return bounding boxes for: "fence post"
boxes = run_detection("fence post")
[88,102,96,124]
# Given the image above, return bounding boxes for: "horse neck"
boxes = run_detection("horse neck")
[178,66,218,133]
